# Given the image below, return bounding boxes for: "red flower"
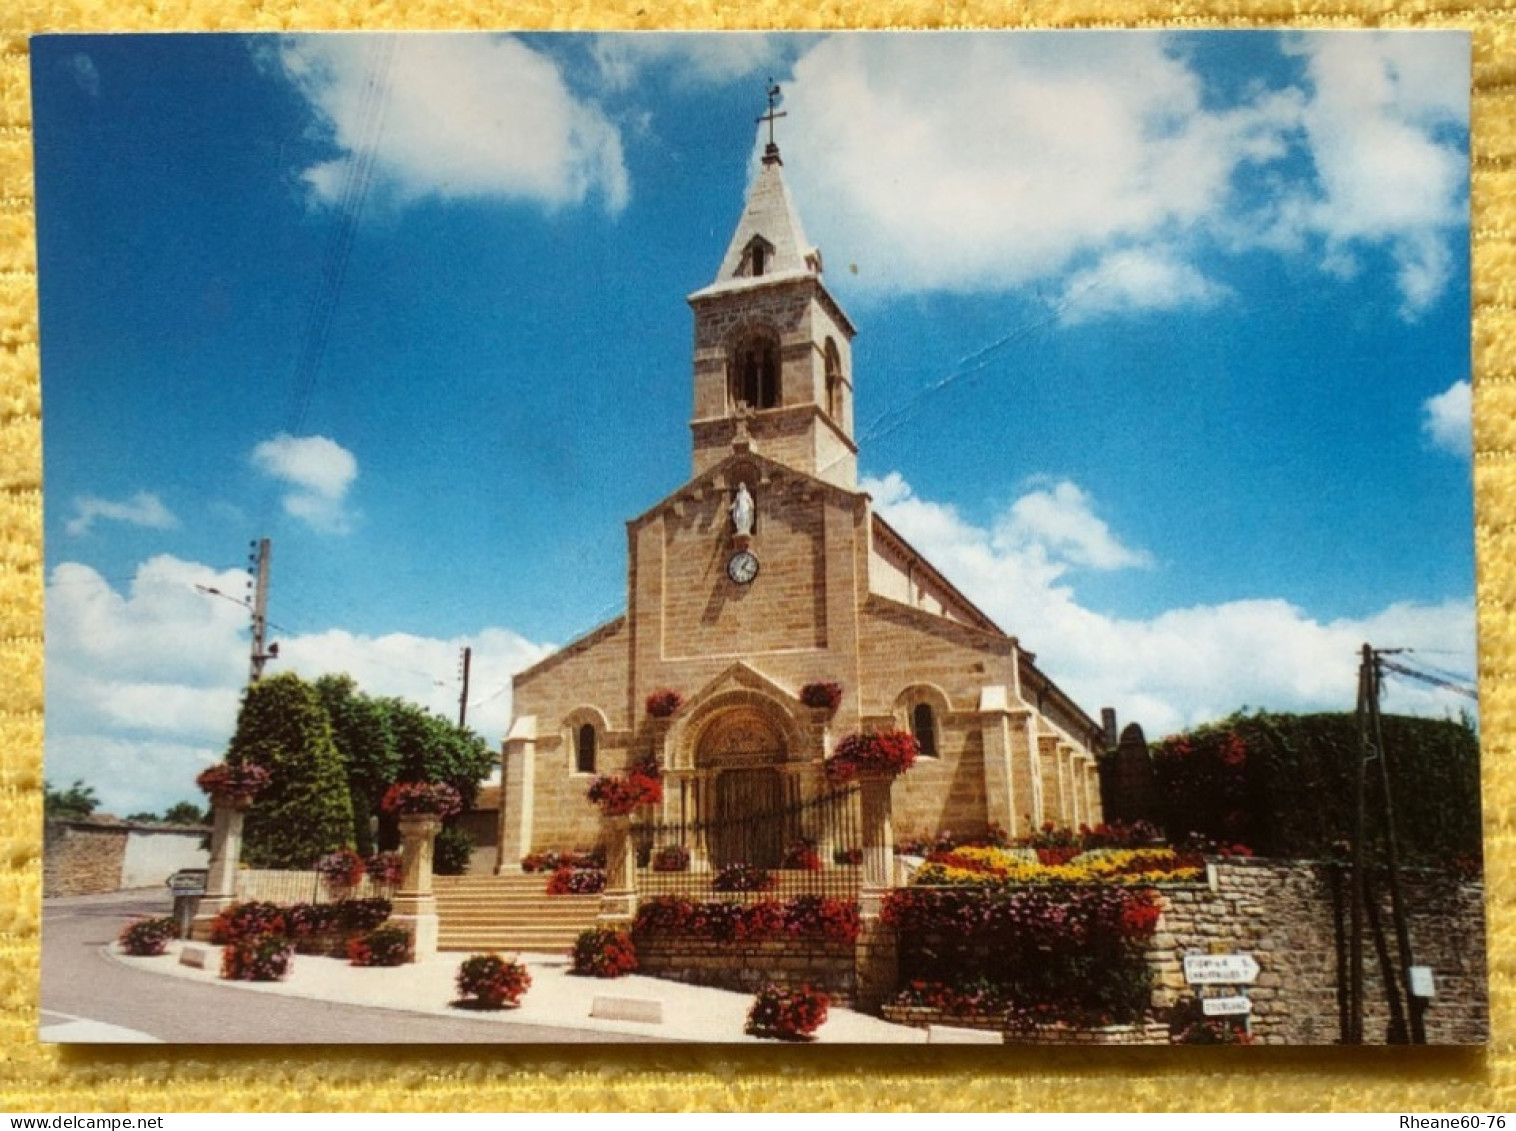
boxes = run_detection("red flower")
[823,729,919,784]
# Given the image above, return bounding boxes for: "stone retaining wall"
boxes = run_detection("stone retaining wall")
[633,935,856,1005]
[1155,858,1486,1045]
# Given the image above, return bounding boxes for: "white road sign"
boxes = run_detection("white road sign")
[1184,953,1261,985]
[1201,995,1253,1017]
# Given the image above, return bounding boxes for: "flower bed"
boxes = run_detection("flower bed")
[571,927,638,978]
[348,924,412,967]
[746,984,829,1041]
[650,844,690,872]
[455,954,531,1009]
[221,933,293,981]
[316,848,366,892]
[911,845,1204,887]
[883,885,1160,1028]
[546,866,607,895]
[521,847,605,873]
[634,895,860,943]
[780,841,823,871]
[711,862,776,892]
[119,917,177,956]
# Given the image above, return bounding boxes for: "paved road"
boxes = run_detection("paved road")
[41,892,654,1044]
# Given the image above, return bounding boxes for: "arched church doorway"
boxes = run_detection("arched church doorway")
[694,703,792,869]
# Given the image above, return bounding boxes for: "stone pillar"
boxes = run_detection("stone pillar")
[190,796,247,940]
[1023,714,1045,832]
[598,813,638,923]
[1081,755,1104,825]
[392,814,441,961]
[857,774,895,919]
[496,716,536,875]
[1038,734,1063,827]
[976,686,1016,838]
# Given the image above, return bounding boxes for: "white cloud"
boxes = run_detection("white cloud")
[865,472,1475,737]
[65,491,177,536]
[271,34,629,214]
[589,33,779,91]
[251,432,358,533]
[1422,379,1472,458]
[1058,248,1231,325]
[771,32,1464,317]
[44,556,554,815]
[999,480,1153,570]
[1284,33,1469,320]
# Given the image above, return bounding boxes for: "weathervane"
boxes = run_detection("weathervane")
[757,80,786,155]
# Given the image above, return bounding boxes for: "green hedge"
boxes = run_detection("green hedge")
[1150,711,1481,867]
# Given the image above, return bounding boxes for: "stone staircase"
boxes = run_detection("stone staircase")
[433,873,601,954]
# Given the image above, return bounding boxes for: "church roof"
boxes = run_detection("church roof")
[688,147,822,301]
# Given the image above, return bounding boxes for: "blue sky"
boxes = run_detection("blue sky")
[31,31,1475,814]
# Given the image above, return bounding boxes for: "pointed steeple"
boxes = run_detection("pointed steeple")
[686,97,858,490]
[695,150,823,296]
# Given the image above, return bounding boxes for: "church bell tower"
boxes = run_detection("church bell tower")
[686,92,859,490]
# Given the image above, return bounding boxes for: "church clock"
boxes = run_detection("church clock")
[726,550,760,585]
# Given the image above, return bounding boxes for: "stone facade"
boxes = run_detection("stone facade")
[494,142,1104,871]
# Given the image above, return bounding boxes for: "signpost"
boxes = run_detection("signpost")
[167,869,208,939]
[1201,995,1253,1017]
[1183,953,1260,985]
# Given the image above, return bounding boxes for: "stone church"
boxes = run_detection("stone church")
[494,131,1105,870]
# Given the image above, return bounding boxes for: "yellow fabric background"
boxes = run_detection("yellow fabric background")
[2,4,1510,1112]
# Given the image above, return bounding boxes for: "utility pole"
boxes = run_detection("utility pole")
[1349,642,1425,1045]
[458,645,472,729]
[248,538,276,684]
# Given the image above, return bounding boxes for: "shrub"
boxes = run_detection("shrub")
[336,897,392,931]
[118,917,177,956]
[348,924,412,967]
[284,901,343,939]
[780,840,822,871]
[745,984,829,1041]
[823,729,919,785]
[633,896,860,944]
[712,862,776,892]
[571,927,638,978]
[650,844,690,872]
[381,781,463,820]
[645,689,684,718]
[365,851,404,888]
[455,954,531,1009]
[315,847,365,890]
[221,933,293,981]
[208,901,286,945]
[800,681,843,712]
[546,866,607,895]
[433,825,474,875]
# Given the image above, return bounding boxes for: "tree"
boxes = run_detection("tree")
[162,801,208,825]
[227,672,355,869]
[373,697,493,855]
[44,779,99,820]
[315,674,399,856]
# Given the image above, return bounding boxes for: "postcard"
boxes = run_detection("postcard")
[34,30,1481,1045]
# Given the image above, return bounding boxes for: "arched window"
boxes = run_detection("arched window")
[911,702,939,759]
[732,333,780,410]
[824,338,844,421]
[575,723,597,775]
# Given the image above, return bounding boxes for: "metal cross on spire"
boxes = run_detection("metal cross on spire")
[757,81,787,157]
